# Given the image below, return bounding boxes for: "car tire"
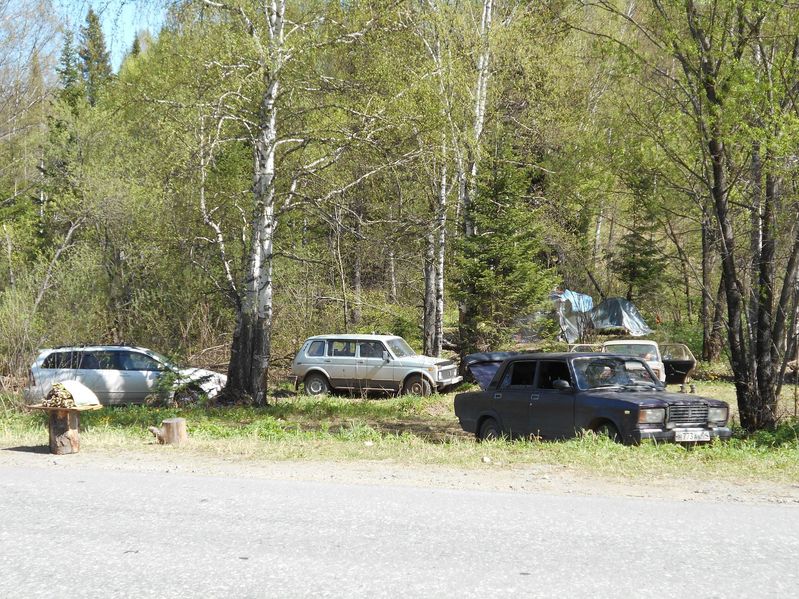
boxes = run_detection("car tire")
[402,374,432,397]
[595,421,621,443]
[304,372,330,396]
[478,417,502,442]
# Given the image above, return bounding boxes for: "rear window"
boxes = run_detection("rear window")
[42,351,77,369]
[306,340,326,357]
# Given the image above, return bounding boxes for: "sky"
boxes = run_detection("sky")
[55,0,165,71]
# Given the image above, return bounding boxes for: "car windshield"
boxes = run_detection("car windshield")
[572,356,659,390]
[386,337,416,358]
[604,343,658,360]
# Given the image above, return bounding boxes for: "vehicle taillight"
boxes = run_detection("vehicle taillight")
[28,368,35,386]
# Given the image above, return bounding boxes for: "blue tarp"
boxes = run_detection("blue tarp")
[552,290,652,343]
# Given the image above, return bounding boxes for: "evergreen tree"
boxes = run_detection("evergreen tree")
[454,141,557,353]
[57,30,83,110]
[78,9,112,106]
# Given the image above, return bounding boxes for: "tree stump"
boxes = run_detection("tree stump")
[30,404,102,455]
[150,418,188,445]
[49,409,80,455]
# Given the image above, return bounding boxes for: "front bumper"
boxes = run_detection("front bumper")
[632,426,732,444]
[436,375,463,391]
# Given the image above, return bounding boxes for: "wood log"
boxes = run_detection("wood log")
[150,418,188,445]
[48,409,80,455]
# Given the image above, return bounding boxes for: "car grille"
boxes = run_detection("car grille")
[668,404,708,425]
[439,367,457,381]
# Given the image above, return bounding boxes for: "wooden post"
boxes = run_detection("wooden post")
[48,409,80,455]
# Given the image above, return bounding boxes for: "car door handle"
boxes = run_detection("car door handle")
[493,393,502,400]
[530,394,540,401]
[324,359,332,363]
[357,360,364,364]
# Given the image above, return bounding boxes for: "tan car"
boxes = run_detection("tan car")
[291,334,462,396]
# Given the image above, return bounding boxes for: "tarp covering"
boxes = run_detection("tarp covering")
[590,297,652,337]
[552,291,652,342]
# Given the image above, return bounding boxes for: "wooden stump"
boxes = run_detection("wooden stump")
[49,409,80,455]
[30,404,101,455]
[150,418,189,445]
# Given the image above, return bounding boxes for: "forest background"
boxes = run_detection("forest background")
[2,0,799,432]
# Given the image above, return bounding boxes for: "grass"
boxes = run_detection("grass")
[2,383,799,484]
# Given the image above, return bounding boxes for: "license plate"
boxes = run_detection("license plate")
[675,430,711,442]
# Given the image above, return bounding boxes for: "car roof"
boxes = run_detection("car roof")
[304,334,402,342]
[39,345,154,353]
[602,339,659,346]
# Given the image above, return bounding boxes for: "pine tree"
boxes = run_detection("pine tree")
[78,9,112,106]
[57,30,83,110]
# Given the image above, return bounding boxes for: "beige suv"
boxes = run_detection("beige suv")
[291,334,462,396]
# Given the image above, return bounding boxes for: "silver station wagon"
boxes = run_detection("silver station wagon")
[291,334,462,396]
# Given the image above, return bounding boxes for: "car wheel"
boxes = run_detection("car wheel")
[478,417,502,442]
[304,372,330,396]
[402,374,432,397]
[595,421,621,443]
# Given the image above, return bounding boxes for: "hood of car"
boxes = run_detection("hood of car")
[396,354,454,368]
[177,368,227,393]
[584,387,727,408]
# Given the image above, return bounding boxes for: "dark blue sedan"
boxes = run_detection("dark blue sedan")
[455,352,731,445]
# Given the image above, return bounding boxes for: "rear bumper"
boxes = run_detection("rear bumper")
[632,426,732,444]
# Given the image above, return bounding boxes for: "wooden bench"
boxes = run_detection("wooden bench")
[29,404,103,455]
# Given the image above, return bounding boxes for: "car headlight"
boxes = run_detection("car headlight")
[638,408,665,424]
[708,407,728,424]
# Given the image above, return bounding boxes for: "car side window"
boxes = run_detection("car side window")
[93,351,118,370]
[78,352,100,370]
[119,351,163,371]
[43,351,75,369]
[500,361,537,389]
[307,341,326,357]
[536,361,572,389]
[358,341,384,359]
[328,340,355,357]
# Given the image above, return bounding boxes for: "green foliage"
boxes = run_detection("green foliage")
[748,421,799,448]
[78,9,112,106]
[455,139,557,352]
[609,226,664,302]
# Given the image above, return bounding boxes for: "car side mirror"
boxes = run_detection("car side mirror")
[382,351,390,361]
[553,379,571,391]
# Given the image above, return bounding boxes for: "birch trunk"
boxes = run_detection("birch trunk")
[433,157,448,357]
[423,229,436,356]
[224,0,285,405]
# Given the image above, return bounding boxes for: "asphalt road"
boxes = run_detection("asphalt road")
[1,463,798,598]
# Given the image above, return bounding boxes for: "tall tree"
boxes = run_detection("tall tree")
[78,9,112,106]
[583,0,799,430]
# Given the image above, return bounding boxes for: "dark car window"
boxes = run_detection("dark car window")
[536,361,572,389]
[358,341,385,359]
[500,361,537,388]
[42,351,76,369]
[329,340,355,357]
[78,351,117,370]
[307,340,326,357]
